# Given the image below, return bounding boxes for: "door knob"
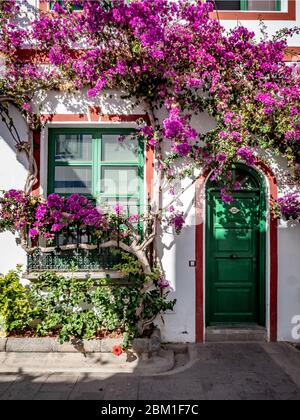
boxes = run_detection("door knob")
[230,254,238,259]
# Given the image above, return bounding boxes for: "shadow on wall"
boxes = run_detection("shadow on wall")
[0,105,29,187]
[38,89,147,117]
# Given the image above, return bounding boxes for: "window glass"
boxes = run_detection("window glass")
[55,134,92,161]
[101,167,139,196]
[102,135,139,162]
[49,129,143,214]
[214,1,241,10]
[247,1,277,11]
[54,166,92,194]
[214,0,279,11]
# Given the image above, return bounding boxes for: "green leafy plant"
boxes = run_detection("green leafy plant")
[29,254,176,345]
[0,266,33,333]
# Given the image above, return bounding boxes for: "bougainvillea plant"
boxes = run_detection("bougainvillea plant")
[274,193,300,221]
[0,0,299,264]
[0,189,156,272]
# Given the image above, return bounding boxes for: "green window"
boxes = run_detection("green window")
[49,1,83,11]
[214,0,281,11]
[48,128,144,216]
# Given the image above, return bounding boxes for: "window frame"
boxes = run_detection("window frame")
[48,128,145,214]
[214,0,281,11]
[211,0,296,20]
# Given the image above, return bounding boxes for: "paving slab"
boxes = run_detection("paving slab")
[0,342,299,400]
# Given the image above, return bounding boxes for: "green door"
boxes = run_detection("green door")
[206,167,266,326]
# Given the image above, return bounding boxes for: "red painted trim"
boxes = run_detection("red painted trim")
[257,162,278,342]
[195,170,210,343]
[41,113,148,123]
[88,106,102,122]
[15,46,300,65]
[146,145,154,201]
[195,163,278,343]
[16,49,86,64]
[195,180,205,343]
[41,114,89,122]
[211,0,296,21]
[39,1,48,13]
[285,47,300,62]
[32,130,41,197]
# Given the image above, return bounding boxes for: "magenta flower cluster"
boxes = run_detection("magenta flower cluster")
[0,190,110,240]
[276,193,300,221]
[167,210,186,235]
[0,189,38,231]
[30,193,109,239]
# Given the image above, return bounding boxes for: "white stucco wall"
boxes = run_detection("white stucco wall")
[157,181,198,343]
[275,162,300,342]
[0,106,28,275]
[278,221,300,341]
[219,0,300,47]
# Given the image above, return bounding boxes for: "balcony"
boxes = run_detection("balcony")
[26,224,127,274]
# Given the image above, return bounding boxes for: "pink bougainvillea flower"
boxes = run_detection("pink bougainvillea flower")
[221,189,234,204]
[113,204,124,215]
[29,228,39,238]
[158,276,170,290]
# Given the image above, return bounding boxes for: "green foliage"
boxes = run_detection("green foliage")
[29,258,176,345]
[0,266,33,332]
[0,254,176,345]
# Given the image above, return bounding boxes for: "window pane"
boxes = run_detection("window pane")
[247,1,277,11]
[102,135,139,162]
[101,167,139,196]
[214,0,278,10]
[214,1,241,10]
[101,198,141,216]
[55,134,92,161]
[54,167,92,194]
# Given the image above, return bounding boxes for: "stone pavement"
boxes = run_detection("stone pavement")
[0,342,300,400]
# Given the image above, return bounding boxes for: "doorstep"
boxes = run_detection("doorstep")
[206,326,267,343]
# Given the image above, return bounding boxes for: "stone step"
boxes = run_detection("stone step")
[0,349,175,374]
[206,326,267,343]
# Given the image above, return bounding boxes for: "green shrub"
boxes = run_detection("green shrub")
[0,266,33,333]
[30,269,176,346]
[1,253,176,346]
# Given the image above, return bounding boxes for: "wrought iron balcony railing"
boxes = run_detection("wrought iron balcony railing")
[26,224,127,273]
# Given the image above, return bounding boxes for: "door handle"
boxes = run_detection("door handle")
[230,254,239,259]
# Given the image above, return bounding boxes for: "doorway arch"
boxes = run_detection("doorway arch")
[195,163,278,342]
